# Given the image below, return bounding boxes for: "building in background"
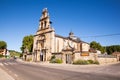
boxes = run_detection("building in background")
[0,49,10,58]
[0,49,7,55]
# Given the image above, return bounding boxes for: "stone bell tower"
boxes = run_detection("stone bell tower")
[33,8,55,62]
[39,8,51,30]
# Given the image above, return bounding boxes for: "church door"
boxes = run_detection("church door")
[40,55,43,61]
[66,54,72,64]
[40,50,46,61]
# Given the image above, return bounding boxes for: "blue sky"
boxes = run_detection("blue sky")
[0,0,120,52]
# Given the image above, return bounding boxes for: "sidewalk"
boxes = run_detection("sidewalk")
[0,68,14,80]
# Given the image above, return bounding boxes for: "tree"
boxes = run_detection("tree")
[90,41,105,54]
[20,35,33,53]
[106,45,120,55]
[0,41,7,49]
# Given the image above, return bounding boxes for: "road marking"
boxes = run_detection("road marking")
[0,63,4,66]
[8,62,17,65]
[4,63,8,65]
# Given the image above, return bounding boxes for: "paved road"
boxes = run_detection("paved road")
[0,59,120,80]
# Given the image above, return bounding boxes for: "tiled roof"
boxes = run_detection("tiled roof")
[55,34,83,43]
[55,34,67,39]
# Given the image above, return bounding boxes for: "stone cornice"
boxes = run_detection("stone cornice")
[34,29,54,36]
[40,16,49,21]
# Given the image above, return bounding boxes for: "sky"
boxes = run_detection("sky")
[0,0,120,52]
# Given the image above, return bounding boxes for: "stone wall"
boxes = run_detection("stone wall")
[74,53,118,64]
[97,54,118,64]
[23,54,32,61]
[74,53,97,61]
[98,57,117,64]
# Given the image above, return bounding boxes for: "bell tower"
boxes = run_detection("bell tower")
[33,8,55,62]
[39,8,51,30]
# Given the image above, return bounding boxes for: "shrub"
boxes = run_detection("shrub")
[88,60,94,64]
[50,55,56,60]
[73,59,99,65]
[50,59,56,63]
[0,54,4,58]
[50,58,63,64]
[55,59,63,63]
[73,60,89,65]
[50,55,56,63]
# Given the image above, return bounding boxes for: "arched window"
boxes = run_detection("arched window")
[44,21,47,28]
[41,22,43,29]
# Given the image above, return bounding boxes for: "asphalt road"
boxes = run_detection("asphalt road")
[0,59,120,80]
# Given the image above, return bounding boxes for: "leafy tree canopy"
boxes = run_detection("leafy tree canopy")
[20,35,33,53]
[106,45,120,55]
[90,41,120,55]
[0,41,7,49]
[90,41,105,54]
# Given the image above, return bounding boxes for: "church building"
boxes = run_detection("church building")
[32,8,90,63]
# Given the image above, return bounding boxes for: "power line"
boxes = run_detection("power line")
[80,33,120,38]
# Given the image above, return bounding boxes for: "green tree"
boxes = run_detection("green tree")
[90,41,105,54]
[0,41,7,49]
[106,45,120,55]
[20,35,33,53]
